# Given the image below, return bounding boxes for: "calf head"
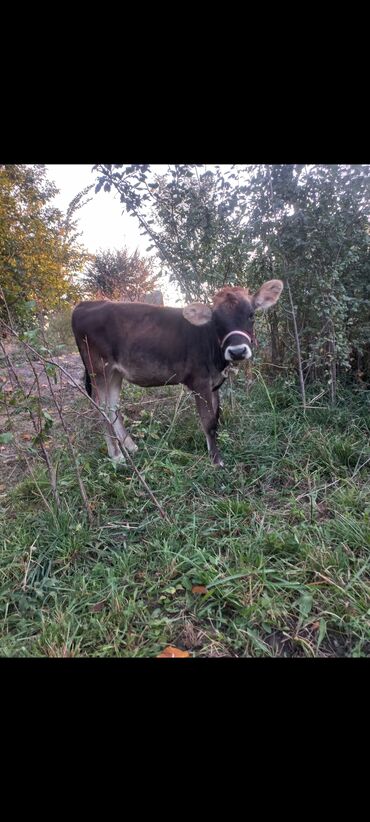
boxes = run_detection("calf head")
[183,279,284,362]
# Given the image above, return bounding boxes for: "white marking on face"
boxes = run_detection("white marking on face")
[224,344,252,361]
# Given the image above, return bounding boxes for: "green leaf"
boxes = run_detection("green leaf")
[42,412,54,431]
[317,619,327,648]
[298,592,313,620]
[0,432,13,444]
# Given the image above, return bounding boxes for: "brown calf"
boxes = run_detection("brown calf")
[72,280,283,467]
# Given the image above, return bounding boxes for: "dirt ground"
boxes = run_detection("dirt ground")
[0,350,86,485]
[0,346,179,486]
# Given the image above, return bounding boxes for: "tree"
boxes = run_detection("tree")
[83,247,158,301]
[92,163,370,387]
[243,164,370,388]
[92,164,250,302]
[0,164,89,326]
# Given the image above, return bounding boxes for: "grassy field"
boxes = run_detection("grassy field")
[0,372,369,657]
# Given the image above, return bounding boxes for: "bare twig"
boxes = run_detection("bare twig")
[22,540,37,590]
[0,340,61,511]
[286,279,306,411]
[1,388,56,520]
[37,326,93,523]
[0,319,171,524]
[0,284,15,331]
[329,318,337,406]
[24,351,62,510]
[40,360,94,525]
[227,371,235,412]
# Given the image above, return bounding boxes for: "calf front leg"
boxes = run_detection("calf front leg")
[94,372,137,462]
[107,371,138,456]
[212,388,220,423]
[193,382,224,467]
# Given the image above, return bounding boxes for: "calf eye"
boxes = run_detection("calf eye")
[249,312,255,320]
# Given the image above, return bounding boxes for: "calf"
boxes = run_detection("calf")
[72,280,283,467]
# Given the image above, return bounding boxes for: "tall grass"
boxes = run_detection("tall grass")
[0,375,369,657]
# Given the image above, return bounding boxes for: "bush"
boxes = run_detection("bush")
[45,306,76,353]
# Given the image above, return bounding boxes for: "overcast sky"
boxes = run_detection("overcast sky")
[46,164,153,254]
[44,164,234,304]
[45,164,185,302]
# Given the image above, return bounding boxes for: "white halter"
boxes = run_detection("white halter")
[220,330,252,348]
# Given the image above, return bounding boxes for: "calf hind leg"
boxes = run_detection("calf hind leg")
[193,383,224,467]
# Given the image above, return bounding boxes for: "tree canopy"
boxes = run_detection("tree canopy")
[0,164,89,325]
[93,164,370,387]
[83,246,158,301]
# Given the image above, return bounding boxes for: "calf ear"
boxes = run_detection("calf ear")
[183,303,212,326]
[252,279,284,310]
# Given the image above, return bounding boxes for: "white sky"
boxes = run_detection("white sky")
[46,164,154,255]
[45,164,182,303]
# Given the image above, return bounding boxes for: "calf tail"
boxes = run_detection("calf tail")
[73,329,92,398]
[85,368,92,397]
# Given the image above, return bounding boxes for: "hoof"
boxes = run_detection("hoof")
[123,438,138,454]
[111,454,126,465]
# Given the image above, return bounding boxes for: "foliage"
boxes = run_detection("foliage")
[92,164,370,384]
[1,376,369,657]
[44,305,77,353]
[93,164,250,302]
[0,164,89,326]
[83,246,158,301]
[244,164,370,382]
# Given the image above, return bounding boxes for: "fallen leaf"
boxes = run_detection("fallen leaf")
[311,621,320,631]
[192,585,208,594]
[90,601,106,612]
[157,646,190,658]
[21,433,33,441]
[0,484,6,492]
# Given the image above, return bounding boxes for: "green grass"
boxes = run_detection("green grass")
[1,376,369,657]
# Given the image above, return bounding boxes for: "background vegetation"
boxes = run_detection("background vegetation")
[1,163,369,657]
